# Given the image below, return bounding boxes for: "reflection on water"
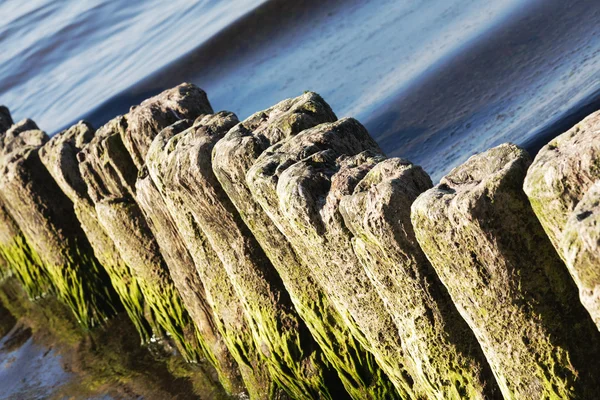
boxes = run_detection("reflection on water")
[0,277,227,400]
[0,324,71,399]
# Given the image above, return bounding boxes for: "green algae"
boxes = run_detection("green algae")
[98,255,154,343]
[0,276,85,346]
[280,190,416,400]
[147,120,288,399]
[76,211,157,343]
[93,198,208,363]
[0,257,10,282]
[286,284,398,400]
[37,120,155,344]
[75,200,156,343]
[0,132,122,330]
[41,240,121,330]
[74,209,154,341]
[233,287,346,400]
[127,263,204,363]
[185,210,275,400]
[135,168,246,396]
[0,233,52,300]
[76,117,214,366]
[246,120,418,398]
[214,155,398,400]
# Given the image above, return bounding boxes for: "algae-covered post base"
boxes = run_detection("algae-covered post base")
[147,111,346,399]
[524,111,600,330]
[122,86,246,395]
[77,116,205,363]
[147,119,281,400]
[136,167,246,396]
[93,181,202,366]
[0,199,51,299]
[0,110,53,299]
[0,276,230,399]
[247,119,419,398]
[0,118,119,329]
[339,156,500,400]
[39,121,152,343]
[75,201,153,342]
[411,143,600,399]
[212,93,399,400]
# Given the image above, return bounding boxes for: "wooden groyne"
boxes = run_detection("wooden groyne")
[0,84,599,399]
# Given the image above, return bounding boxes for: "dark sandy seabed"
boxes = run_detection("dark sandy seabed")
[1,0,600,397]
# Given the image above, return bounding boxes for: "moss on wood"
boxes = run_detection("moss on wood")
[77,117,207,362]
[212,93,399,399]
[147,121,276,400]
[412,144,600,399]
[247,118,417,398]
[0,121,120,329]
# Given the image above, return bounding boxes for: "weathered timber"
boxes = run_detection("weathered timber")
[0,198,50,297]
[524,111,600,329]
[411,143,600,399]
[118,85,246,394]
[212,93,399,400]
[146,117,279,400]
[135,122,245,396]
[0,108,50,296]
[0,119,119,328]
[77,116,202,361]
[562,181,600,329]
[339,156,500,399]
[39,121,152,341]
[247,118,419,398]
[147,111,346,399]
[122,83,213,169]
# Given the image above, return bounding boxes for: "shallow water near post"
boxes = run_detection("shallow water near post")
[1,0,600,397]
[0,324,71,399]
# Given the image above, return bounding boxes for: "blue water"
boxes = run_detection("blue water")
[0,0,267,130]
[3,0,600,180]
[2,0,600,397]
[0,324,71,399]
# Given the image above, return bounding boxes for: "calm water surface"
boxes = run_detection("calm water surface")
[3,0,600,179]
[2,0,600,397]
[0,324,70,399]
